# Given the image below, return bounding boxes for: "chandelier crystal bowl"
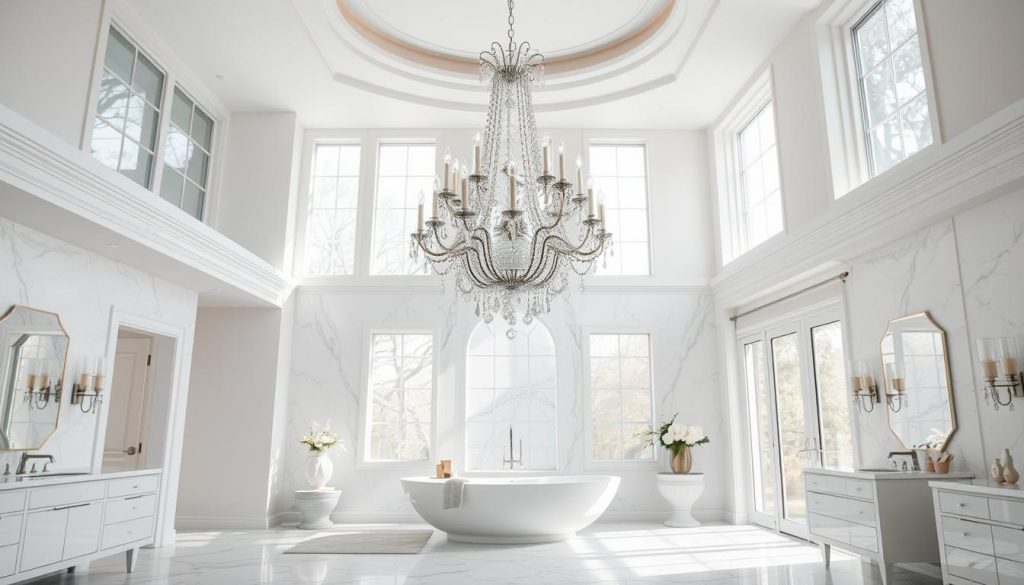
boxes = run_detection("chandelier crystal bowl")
[409,1,613,334]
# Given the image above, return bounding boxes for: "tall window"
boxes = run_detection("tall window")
[853,0,932,176]
[365,333,433,462]
[738,101,784,251]
[160,88,214,219]
[465,317,556,471]
[588,144,651,276]
[91,26,164,189]
[371,143,436,275]
[305,143,361,275]
[588,334,654,462]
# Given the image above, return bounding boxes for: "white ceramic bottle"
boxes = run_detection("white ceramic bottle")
[1003,449,1020,485]
[992,457,1006,483]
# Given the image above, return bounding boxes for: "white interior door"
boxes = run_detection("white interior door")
[102,336,152,472]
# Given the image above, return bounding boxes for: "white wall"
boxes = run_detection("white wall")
[279,287,728,524]
[0,0,103,147]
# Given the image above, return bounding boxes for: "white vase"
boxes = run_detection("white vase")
[305,452,333,490]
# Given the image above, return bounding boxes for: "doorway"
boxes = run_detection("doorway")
[739,306,854,539]
[102,328,154,473]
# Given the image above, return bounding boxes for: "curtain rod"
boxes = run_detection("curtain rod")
[729,271,849,323]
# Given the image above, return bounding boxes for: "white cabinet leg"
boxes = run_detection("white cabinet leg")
[819,543,831,567]
[879,562,892,585]
[126,548,139,573]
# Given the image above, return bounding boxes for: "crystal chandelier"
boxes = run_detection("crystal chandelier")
[409,0,613,335]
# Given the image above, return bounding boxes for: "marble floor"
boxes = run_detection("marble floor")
[27,523,940,585]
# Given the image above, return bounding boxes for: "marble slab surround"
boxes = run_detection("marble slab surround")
[283,288,727,523]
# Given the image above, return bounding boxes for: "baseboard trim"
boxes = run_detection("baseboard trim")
[175,515,275,530]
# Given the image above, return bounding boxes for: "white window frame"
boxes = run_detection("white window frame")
[583,327,658,471]
[584,139,655,279]
[295,138,363,277]
[369,139,438,277]
[82,2,228,225]
[713,69,786,264]
[357,325,439,470]
[816,0,942,198]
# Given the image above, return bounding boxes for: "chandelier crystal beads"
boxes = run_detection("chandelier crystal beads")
[409,0,613,334]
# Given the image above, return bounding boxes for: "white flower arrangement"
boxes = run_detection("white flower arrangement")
[641,413,710,455]
[299,421,343,453]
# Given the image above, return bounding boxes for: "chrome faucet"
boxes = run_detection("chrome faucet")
[503,427,523,470]
[17,453,54,475]
[887,451,919,472]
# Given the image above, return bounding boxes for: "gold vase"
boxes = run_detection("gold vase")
[670,446,693,474]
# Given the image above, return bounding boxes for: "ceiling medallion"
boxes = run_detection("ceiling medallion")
[409,0,613,337]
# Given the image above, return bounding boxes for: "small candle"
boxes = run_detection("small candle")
[451,158,459,193]
[558,143,565,180]
[850,375,863,392]
[1004,357,1020,375]
[432,191,439,218]
[576,155,583,190]
[25,373,36,391]
[598,203,605,225]
[443,154,451,190]
[93,374,104,390]
[38,373,49,389]
[509,169,517,211]
[892,377,905,392]
[473,133,481,174]
[417,203,424,230]
[461,177,469,200]
[864,375,875,390]
[80,373,93,390]
[981,359,999,379]
[542,140,550,175]
[587,188,595,217]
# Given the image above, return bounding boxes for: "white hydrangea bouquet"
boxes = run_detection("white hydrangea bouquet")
[299,421,341,453]
[641,413,709,473]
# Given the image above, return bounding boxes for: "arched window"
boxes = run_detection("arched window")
[465,317,556,471]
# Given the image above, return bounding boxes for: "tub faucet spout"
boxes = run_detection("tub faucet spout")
[503,427,523,470]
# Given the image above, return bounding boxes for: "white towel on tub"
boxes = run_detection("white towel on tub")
[443,477,469,509]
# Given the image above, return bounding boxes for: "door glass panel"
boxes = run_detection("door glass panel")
[744,340,776,515]
[771,333,807,524]
[812,321,855,469]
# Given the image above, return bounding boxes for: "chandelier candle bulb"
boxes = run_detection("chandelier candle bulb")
[473,133,481,173]
[558,143,566,180]
[509,169,517,210]
[542,140,550,175]
[417,203,425,230]
[576,155,583,189]
[587,188,595,217]
[432,191,439,219]
[598,203,605,224]
[443,156,451,190]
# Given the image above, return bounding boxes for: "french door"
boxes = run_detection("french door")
[739,307,854,538]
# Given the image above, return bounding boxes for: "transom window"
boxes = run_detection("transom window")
[738,101,783,251]
[91,26,164,189]
[371,143,436,275]
[588,144,651,276]
[853,0,932,176]
[465,317,557,471]
[588,334,654,461]
[159,88,214,219]
[365,333,433,462]
[305,143,361,275]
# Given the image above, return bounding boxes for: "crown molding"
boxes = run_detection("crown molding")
[711,98,1024,309]
[0,105,292,307]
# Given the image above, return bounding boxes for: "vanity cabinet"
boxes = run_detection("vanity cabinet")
[932,481,1024,585]
[806,469,973,585]
[0,469,160,585]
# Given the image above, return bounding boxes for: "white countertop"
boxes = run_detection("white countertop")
[930,479,1024,498]
[0,468,160,491]
[805,467,974,481]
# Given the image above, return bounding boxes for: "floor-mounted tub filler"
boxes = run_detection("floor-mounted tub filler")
[401,476,621,544]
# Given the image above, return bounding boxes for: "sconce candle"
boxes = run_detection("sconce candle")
[977,337,1023,411]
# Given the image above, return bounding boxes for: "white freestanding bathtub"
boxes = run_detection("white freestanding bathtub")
[400,475,620,544]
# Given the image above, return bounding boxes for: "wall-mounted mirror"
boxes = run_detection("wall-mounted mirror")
[0,306,68,450]
[881,312,955,451]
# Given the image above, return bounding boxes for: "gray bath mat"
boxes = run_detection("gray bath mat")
[284,530,434,554]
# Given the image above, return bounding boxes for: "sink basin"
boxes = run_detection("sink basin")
[10,472,90,481]
[857,468,904,472]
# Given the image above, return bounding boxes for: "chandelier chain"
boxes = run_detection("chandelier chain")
[507,0,515,49]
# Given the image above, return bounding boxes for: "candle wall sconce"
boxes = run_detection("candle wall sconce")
[71,356,105,414]
[21,359,62,410]
[884,361,907,414]
[850,360,880,413]
[977,337,1023,411]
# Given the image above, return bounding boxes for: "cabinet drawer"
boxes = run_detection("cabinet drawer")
[29,481,105,509]
[946,546,998,585]
[999,557,1024,585]
[943,516,995,556]
[844,478,874,501]
[940,491,991,520]
[101,516,154,550]
[107,475,159,498]
[105,494,156,525]
[805,474,845,496]
[0,492,25,515]
[990,499,1024,525]
[807,492,876,526]
[994,525,1024,563]
[0,544,15,578]
[808,513,878,552]
[0,515,21,547]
